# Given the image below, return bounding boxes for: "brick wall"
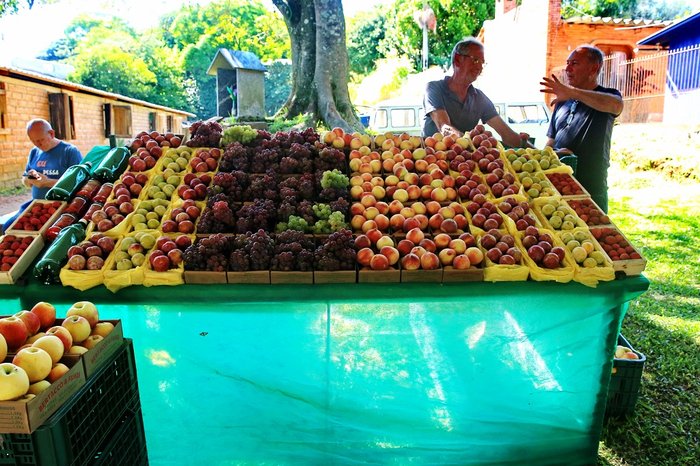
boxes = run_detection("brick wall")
[0,76,188,190]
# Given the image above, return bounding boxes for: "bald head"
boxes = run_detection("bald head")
[27,118,59,152]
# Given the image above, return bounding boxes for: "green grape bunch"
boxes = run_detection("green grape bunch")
[222,125,258,146]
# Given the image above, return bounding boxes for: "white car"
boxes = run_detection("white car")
[364,100,552,146]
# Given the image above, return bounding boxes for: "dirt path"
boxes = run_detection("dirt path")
[0,192,32,217]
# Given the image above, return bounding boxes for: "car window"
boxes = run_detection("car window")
[375,109,388,129]
[507,104,549,124]
[389,108,416,128]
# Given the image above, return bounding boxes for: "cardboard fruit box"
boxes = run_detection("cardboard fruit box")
[0,356,86,434]
[78,319,124,378]
[4,199,66,237]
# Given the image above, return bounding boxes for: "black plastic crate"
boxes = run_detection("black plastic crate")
[606,334,646,418]
[0,339,140,466]
[90,408,147,466]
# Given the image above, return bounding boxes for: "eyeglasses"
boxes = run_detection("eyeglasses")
[457,53,487,66]
[566,100,578,126]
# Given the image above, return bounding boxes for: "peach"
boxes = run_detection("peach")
[401,253,421,270]
[369,254,390,271]
[397,239,415,256]
[448,238,467,254]
[380,246,400,266]
[405,227,425,245]
[357,248,375,267]
[433,233,452,249]
[465,247,484,266]
[375,235,394,249]
[452,254,472,270]
[438,248,457,266]
[354,234,371,250]
[420,252,440,270]
[366,228,383,245]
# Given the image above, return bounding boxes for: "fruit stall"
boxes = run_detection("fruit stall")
[0,123,649,465]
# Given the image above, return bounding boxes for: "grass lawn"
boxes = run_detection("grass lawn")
[597,125,700,465]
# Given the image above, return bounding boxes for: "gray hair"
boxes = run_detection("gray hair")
[577,45,604,66]
[26,118,52,133]
[451,37,484,65]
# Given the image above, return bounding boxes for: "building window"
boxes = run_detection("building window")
[0,82,7,130]
[149,112,156,132]
[103,103,132,138]
[48,93,76,140]
[166,115,173,132]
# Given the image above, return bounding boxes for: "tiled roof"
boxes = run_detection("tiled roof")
[564,16,674,27]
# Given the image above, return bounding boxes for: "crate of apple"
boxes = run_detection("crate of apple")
[189,148,221,173]
[0,234,44,282]
[148,235,192,272]
[89,195,135,234]
[65,234,116,271]
[6,200,65,235]
[177,173,212,201]
[565,198,611,226]
[590,226,646,275]
[130,130,182,152]
[161,200,202,234]
[466,200,506,233]
[118,171,149,199]
[547,173,587,196]
[497,196,540,232]
[128,146,159,172]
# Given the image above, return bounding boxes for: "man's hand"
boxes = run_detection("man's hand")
[540,74,574,107]
[554,148,574,155]
[440,124,463,138]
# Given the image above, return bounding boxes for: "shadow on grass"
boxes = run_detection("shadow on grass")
[598,305,700,466]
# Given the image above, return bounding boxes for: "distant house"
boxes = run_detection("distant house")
[0,65,195,190]
[636,11,700,124]
[477,0,671,122]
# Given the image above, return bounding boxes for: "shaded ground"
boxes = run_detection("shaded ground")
[0,191,32,217]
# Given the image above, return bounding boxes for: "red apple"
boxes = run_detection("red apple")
[30,302,56,330]
[14,311,41,337]
[0,317,28,350]
[45,326,73,352]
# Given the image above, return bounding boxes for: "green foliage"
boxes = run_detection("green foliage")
[384,0,495,70]
[0,0,53,17]
[265,60,292,116]
[346,7,389,76]
[165,0,288,119]
[267,113,313,133]
[597,146,700,465]
[561,0,693,20]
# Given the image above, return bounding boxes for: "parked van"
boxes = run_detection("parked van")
[487,101,552,146]
[365,100,425,136]
[365,100,551,145]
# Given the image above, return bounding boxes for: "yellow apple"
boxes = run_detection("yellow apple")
[32,335,65,364]
[91,321,115,338]
[47,363,70,383]
[0,363,30,401]
[62,315,91,344]
[12,347,52,383]
[28,380,51,395]
[66,301,99,328]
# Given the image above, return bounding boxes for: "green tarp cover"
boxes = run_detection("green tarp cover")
[4,276,648,465]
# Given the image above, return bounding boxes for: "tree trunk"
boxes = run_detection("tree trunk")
[272,0,362,132]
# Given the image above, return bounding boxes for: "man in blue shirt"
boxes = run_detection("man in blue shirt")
[2,119,83,232]
[541,45,623,212]
[23,118,83,199]
[423,37,532,149]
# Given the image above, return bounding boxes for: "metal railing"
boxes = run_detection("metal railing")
[553,45,700,122]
